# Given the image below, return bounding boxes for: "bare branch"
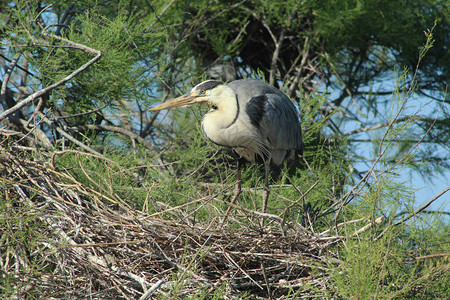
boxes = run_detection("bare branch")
[1,53,22,111]
[0,33,101,121]
[345,116,421,136]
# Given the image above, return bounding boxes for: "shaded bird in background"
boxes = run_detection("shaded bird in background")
[150,79,303,223]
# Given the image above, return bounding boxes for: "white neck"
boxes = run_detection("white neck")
[201,85,238,145]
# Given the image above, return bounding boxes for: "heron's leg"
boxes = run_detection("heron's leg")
[261,160,270,224]
[221,159,242,225]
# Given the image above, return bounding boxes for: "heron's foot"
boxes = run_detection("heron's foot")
[259,187,270,227]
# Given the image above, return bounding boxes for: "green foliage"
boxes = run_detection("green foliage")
[330,218,450,299]
[52,148,157,209]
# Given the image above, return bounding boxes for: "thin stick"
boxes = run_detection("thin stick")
[139,279,165,300]
[375,186,450,240]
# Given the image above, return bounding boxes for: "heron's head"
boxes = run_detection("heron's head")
[150,80,234,111]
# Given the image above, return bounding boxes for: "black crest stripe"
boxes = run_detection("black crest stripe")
[194,80,223,91]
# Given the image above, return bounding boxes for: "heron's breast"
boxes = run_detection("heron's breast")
[233,147,258,163]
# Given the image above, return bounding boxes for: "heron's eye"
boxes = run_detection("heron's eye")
[200,90,206,95]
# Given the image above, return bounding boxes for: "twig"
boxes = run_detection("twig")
[223,251,264,290]
[414,253,449,260]
[393,186,449,226]
[55,104,107,120]
[261,262,272,299]
[33,4,53,22]
[139,279,165,300]
[69,124,156,153]
[345,116,421,136]
[319,217,365,236]
[51,149,120,169]
[351,216,384,237]
[146,195,217,218]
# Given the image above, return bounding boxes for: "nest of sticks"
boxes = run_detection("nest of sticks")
[1,143,341,299]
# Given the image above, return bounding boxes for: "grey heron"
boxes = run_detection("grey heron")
[150,79,303,222]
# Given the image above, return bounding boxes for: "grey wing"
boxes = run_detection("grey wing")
[260,93,303,152]
[228,78,303,152]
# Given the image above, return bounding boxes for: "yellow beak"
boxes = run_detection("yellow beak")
[150,92,205,111]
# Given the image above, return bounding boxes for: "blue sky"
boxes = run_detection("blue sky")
[322,77,450,222]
